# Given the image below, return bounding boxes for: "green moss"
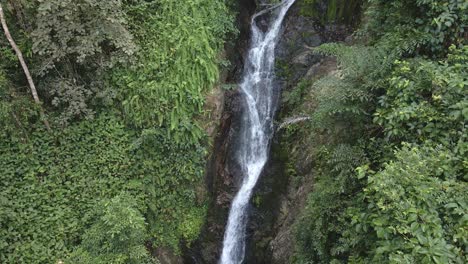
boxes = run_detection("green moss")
[326,0,338,22]
[300,0,362,24]
[276,58,294,80]
[253,195,262,207]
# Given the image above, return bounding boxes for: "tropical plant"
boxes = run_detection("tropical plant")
[293,1,467,263]
[68,193,156,264]
[115,0,235,143]
[346,145,467,263]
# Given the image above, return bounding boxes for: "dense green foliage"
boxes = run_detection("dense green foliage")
[292,0,467,263]
[68,193,155,264]
[116,0,234,143]
[33,0,137,125]
[0,115,208,262]
[348,145,467,263]
[0,0,234,262]
[0,116,137,262]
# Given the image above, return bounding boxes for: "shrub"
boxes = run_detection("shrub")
[68,193,156,264]
[347,145,467,263]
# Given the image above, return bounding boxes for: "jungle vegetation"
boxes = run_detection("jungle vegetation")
[0,0,234,263]
[0,0,466,263]
[292,0,467,263]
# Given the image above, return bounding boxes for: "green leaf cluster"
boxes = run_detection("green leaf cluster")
[67,193,157,264]
[130,128,208,251]
[31,0,137,125]
[362,0,467,54]
[0,115,136,263]
[115,0,235,143]
[346,145,467,263]
[307,43,387,130]
[374,46,467,153]
[295,145,368,263]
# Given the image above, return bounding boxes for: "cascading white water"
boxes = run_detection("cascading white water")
[220,1,296,263]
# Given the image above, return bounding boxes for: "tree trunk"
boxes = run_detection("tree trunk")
[0,3,51,131]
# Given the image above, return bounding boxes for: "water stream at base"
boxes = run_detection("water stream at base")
[219,1,296,263]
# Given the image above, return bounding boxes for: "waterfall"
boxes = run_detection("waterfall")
[219,1,296,263]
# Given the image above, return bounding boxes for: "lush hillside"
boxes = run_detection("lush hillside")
[283,0,467,263]
[0,0,234,263]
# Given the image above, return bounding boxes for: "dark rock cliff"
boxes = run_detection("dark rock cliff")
[183,1,258,263]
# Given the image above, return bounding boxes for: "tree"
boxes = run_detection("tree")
[0,3,50,131]
[67,193,156,264]
[31,0,137,126]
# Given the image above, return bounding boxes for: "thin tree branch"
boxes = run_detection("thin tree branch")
[277,116,311,131]
[0,3,51,131]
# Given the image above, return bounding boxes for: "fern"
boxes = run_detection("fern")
[307,44,388,133]
[116,0,235,144]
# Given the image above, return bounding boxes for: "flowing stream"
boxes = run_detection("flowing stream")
[219,1,296,263]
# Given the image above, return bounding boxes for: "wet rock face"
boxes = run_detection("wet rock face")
[185,89,246,264]
[156,247,184,264]
[184,1,257,263]
[276,7,324,83]
[264,58,338,264]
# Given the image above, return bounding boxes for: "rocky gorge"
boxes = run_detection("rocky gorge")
[1,0,465,263]
[182,1,363,263]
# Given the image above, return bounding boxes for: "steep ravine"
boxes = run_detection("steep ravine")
[185,1,361,263]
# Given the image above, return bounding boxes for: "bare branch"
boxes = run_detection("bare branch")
[277,116,311,131]
[0,3,51,131]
